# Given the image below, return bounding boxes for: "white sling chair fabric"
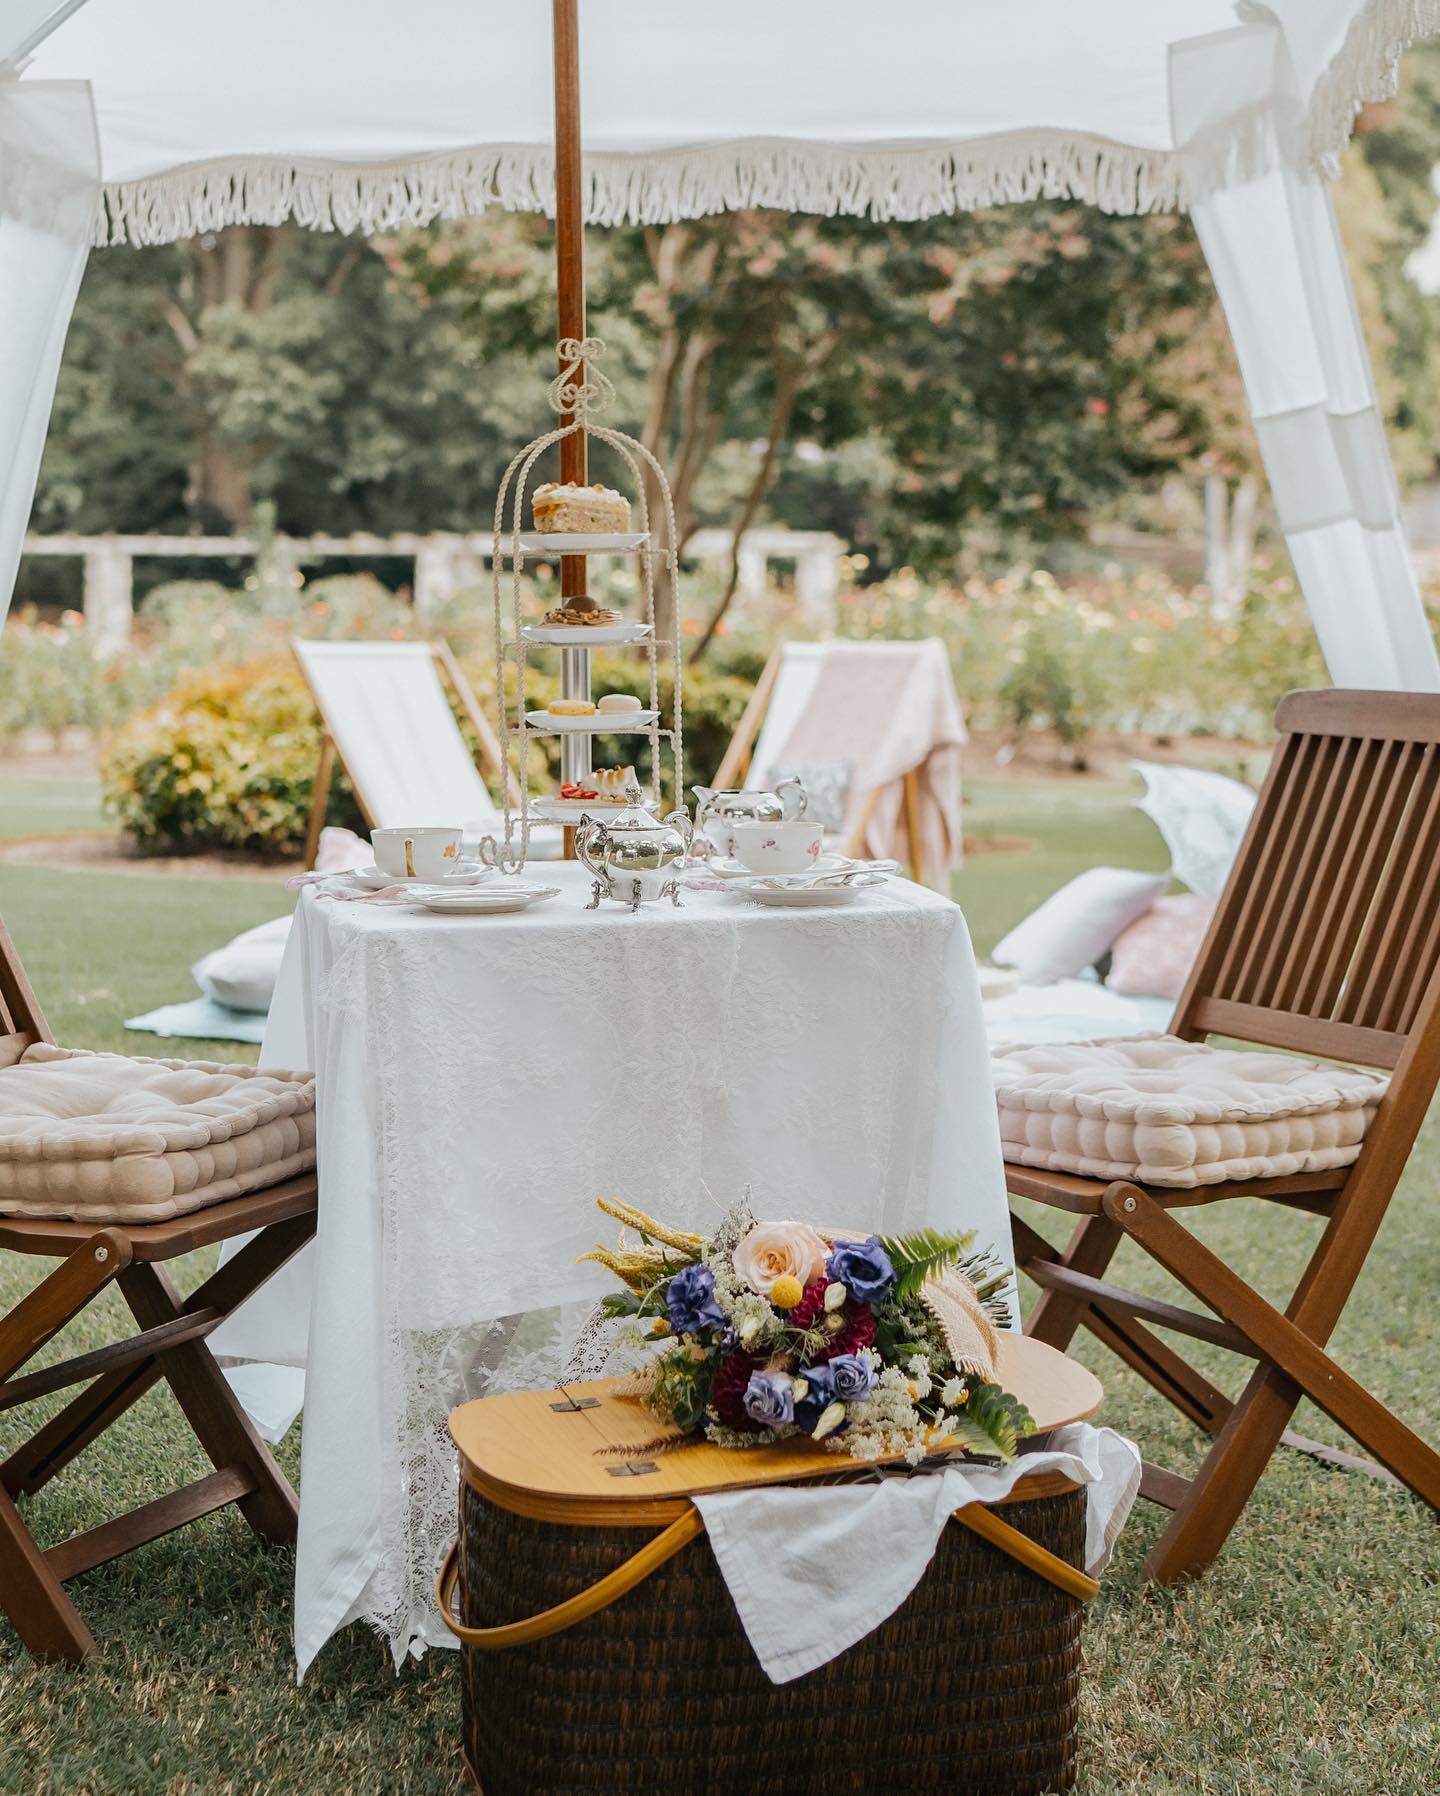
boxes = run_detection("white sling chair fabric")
[294,639,564,858]
[294,640,502,833]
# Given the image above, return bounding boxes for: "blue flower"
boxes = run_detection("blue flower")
[795,1362,839,1432]
[743,1369,795,1429]
[825,1353,877,1403]
[795,1354,875,1432]
[825,1236,896,1305]
[666,1263,727,1337]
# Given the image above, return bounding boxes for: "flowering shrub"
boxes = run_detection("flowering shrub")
[101,658,361,854]
[839,560,1351,748]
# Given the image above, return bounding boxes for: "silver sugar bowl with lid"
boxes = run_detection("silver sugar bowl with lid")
[576,780,695,911]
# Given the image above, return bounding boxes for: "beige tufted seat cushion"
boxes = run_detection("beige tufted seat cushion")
[0,1044,316,1223]
[993,1034,1388,1188]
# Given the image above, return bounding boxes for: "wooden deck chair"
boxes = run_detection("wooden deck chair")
[0,918,317,1663]
[711,640,964,888]
[1008,689,1440,1583]
[295,638,520,868]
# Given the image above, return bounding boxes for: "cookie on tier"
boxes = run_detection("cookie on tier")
[532,482,631,534]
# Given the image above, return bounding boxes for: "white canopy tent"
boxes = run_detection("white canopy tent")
[4,0,1440,687]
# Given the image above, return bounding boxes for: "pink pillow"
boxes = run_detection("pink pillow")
[1106,894,1216,999]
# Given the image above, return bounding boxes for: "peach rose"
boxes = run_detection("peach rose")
[733,1221,830,1298]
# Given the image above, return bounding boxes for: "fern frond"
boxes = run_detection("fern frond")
[955,1380,1036,1461]
[878,1228,976,1303]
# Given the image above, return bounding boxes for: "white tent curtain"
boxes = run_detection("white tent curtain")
[1193,166,1440,687]
[7,0,1440,684]
[0,70,98,613]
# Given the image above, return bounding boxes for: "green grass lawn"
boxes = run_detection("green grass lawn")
[1,770,1437,1794]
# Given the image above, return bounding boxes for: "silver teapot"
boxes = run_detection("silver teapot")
[577,781,695,911]
[691,774,807,857]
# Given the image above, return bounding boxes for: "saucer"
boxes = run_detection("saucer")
[734,880,879,907]
[700,853,851,882]
[414,884,560,915]
[353,862,491,891]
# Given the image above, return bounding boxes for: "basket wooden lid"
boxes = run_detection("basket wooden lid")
[451,1333,1103,1525]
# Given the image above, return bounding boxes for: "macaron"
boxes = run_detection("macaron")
[597,693,643,714]
[547,699,597,716]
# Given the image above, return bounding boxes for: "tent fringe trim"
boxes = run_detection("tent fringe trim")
[96,132,1198,245]
[1308,0,1440,171]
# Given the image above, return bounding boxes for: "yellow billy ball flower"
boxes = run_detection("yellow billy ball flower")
[649,1318,671,1337]
[770,1274,804,1310]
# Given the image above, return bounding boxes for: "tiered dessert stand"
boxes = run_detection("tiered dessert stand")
[481,337,686,878]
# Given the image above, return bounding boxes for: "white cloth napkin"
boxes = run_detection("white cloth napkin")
[693,1423,1140,1684]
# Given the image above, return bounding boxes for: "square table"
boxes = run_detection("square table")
[212,862,1013,1675]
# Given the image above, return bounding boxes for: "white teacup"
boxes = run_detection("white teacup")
[372,826,464,881]
[730,819,825,875]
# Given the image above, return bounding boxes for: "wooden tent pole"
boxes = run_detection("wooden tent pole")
[553,0,587,603]
[552,0,590,831]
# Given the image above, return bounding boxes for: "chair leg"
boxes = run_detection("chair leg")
[1012,1208,1233,1432]
[0,1228,132,1385]
[1021,1214,1124,1351]
[4,1213,316,1502]
[119,1264,298,1546]
[0,1482,96,1664]
[3,1356,164,1499]
[1099,1183,1440,1581]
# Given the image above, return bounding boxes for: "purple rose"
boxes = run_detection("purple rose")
[824,1353,877,1402]
[666,1264,727,1337]
[743,1369,795,1429]
[825,1236,895,1305]
[795,1362,840,1432]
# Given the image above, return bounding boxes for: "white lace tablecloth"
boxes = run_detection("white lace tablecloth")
[211,863,1013,1677]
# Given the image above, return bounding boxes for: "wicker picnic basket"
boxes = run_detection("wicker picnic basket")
[440,1333,1104,1796]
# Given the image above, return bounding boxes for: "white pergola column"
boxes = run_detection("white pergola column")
[1191,165,1440,691]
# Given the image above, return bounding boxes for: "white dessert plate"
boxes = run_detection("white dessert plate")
[414,884,560,915]
[352,862,492,891]
[699,853,853,882]
[735,880,880,907]
[526,708,657,734]
[515,532,652,555]
[529,794,636,820]
[521,621,654,647]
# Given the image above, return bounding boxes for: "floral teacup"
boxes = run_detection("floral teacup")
[730,819,825,875]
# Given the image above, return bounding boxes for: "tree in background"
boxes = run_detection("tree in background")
[25,43,1440,646]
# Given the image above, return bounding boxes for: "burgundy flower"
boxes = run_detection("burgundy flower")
[712,1350,763,1432]
[786,1278,831,1332]
[787,1277,878,1365]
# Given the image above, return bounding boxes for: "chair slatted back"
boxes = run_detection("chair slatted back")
[1175,691,1440,1072]
[0,914,52,1066]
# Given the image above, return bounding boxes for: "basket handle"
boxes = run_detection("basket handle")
[435,1508,705,1649]
[953,1502,1100,1601]
[435,1494,1097,1650]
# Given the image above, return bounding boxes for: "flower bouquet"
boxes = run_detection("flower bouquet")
[582,1195,1034,1465]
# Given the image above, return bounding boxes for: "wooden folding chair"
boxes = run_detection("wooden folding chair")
[0,918,317,1663]
[1008,689,1440,1583]
[296,638,518,869]
[711,640,949,886]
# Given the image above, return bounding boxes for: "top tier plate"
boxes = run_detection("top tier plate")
[512,531,652,555]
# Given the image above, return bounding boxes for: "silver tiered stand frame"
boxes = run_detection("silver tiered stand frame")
[480,338,684,878]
